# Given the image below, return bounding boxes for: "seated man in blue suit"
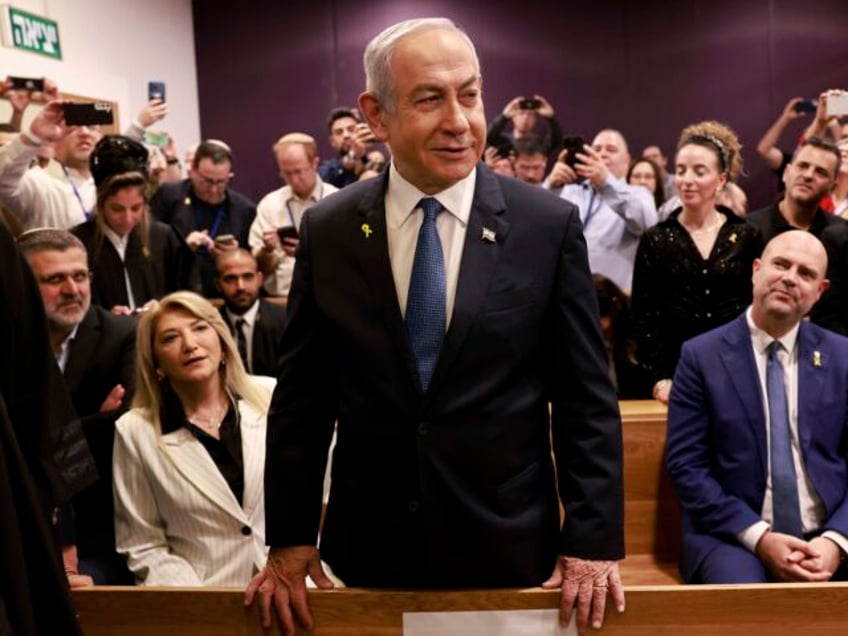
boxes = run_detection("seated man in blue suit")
[667,230,848,583]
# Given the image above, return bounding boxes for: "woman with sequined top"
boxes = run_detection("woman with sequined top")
[631,121,764,403]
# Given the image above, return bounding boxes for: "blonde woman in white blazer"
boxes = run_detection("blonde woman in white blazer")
[113,291,274,587]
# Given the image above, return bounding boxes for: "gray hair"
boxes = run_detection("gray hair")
[363,17,480,113]
[17,228,86,257]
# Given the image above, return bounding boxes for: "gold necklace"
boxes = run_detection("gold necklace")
[186,399,228,431]
[687,211,722,234]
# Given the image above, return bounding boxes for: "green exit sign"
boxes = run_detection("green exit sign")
[3,6,62,59]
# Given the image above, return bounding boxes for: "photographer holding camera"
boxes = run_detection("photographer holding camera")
[317,107,379,188]
[544,129,657,294]
[486,94,563,156]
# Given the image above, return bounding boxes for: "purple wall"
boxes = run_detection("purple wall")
[193,0,848,210]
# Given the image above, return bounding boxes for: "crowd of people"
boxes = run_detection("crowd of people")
[2,14,848,635]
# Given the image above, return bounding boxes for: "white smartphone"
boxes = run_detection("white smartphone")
[826,91,848,118]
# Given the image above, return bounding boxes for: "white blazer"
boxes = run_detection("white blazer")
[113,376,275,587]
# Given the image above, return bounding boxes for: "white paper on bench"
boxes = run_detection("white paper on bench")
[403,608,577,635]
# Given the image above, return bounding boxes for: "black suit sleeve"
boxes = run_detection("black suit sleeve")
[548,210,625,560]
[264,216,337,547]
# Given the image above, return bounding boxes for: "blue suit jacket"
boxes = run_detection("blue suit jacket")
[667,314,848,581]
[264,164,624,588]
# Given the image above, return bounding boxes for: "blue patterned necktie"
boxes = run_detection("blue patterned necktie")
[405,197,446,391]
[766,341,803,537]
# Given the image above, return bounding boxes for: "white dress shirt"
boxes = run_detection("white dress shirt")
[738,308,848,556]
[102,225,136,309]
[225,300,260,373]
[248,178,338,296]
[385,162,475,325]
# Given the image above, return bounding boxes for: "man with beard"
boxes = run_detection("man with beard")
[747,137,848,334]
[0,218,95,634]
[215,249,286,376]
[317,108,377,188]
[19,228,136,584]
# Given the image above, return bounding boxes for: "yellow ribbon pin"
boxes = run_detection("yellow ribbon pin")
[361,223,373,238]
[729,232,737,243]
[813,351,822,367]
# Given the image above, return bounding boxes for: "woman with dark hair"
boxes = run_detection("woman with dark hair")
[594,274,652,399]
[627,158,664,211]
[631,121,763,403]
[71,135,196,314]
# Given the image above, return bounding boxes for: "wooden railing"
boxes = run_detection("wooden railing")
[73,584,848,635]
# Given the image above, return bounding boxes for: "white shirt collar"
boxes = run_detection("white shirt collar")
[745,306,800,356]
[286,178,325,205]
[102,223,130,254]
[385,161,475,230]
[226,298,260,328]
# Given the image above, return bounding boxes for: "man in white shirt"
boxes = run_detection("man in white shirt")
[249,133,337,295]
[0,98,167,231]
[667,230,848,583]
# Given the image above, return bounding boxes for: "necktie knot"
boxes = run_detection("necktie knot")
[418,197,443,222]
[767,340,783,359]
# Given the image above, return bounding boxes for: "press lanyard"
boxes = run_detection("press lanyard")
[193,201,226,238]
[63,166,93,221]
[583,186,599,230]
[284,182,323,228]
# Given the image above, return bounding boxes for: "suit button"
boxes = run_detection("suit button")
[417,422,429,436]
[241,525,252,536]
[51,507,60,526]
[407,499,420,513]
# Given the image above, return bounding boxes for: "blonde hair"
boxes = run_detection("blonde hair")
[133,291,271,432]
[678,120,744,182]
[273,133,318,162]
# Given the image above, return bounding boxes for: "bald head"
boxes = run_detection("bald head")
[752,230,829,337]
[592,129,631,179]
[215,248,262,315]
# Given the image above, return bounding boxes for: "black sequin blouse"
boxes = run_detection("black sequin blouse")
[631,206,764,383]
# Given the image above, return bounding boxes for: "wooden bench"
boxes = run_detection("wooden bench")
[73,583,848,635]
[618,400,681,584]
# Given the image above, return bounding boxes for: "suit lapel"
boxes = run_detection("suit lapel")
[427,166,509,396]
[239,400,266,522]
[354,171,419,383]
[720,315,768,477]
[797,323,824,459]
[161,427,246,522]
[64,307,100,393]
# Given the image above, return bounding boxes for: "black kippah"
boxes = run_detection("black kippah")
[90,135,149,187]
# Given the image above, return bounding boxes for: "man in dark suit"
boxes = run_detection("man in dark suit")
[215,249,286,377]
[19,228,136,585]
[667,230,848,584]
[0,221,96,635]
[246,17,624,635]
[151,139,256,297]
[746,137,848,334]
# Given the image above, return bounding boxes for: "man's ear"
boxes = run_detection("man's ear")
[358,92,389,142]
[256,270,264,287]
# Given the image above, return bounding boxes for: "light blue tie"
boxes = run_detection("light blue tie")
[766,341,803,537]
[405,197,446,391]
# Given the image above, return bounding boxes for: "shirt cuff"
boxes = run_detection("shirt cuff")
[821,530,848,559]
[738,520,770,553]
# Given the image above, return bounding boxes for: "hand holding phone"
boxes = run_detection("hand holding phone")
[826,91,848,118]
[519,97,542,110]
[148,81,166,103]
[561,136,586,170]
[63,102,114,126]
[9,76,44,92]
[277,226,299,242]
[793,99,817,114]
